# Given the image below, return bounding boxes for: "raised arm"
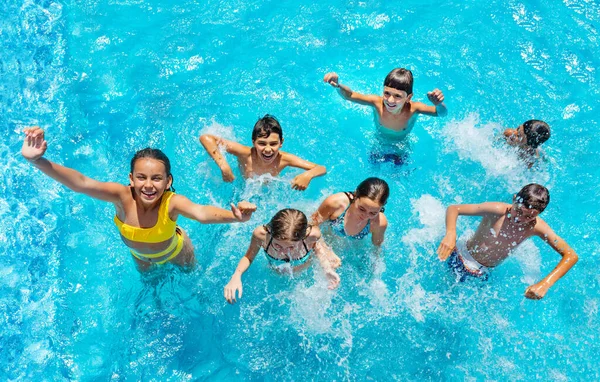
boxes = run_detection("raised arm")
[170,194,256,224]
[437,202,507,260]
[22,127,126,203]
[413,89,448,117]
[224,228,263,303]
[524,220,579,300]
[281,153,326,191]
[323,72,381,107]
[198,134,250,182]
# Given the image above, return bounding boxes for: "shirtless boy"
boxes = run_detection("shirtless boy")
[437,184,578,300]
[323,68,447,141]
[199,115,326,191]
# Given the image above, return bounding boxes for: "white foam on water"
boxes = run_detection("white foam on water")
[510,240,542,285]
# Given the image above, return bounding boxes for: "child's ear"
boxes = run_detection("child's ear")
[129,173,134,186]
[167,174,173,190]
[407,93,414,101]
[512,194,517,203]
[280,137,284,146]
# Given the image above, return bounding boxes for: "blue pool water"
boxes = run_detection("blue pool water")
[2,0,599,379]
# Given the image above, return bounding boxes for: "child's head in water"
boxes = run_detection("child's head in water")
[382,68,414,114]
[509,183,550,225]
[505,120,551,151]
[352,177,390,219]
[129,148,174,206]
[252,114,284,165]
[266,208,310,253]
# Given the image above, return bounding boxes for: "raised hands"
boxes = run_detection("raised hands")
[22,127,48,162]
[323,72,340,88]
[230,201,257,222]
[427,89,445,105]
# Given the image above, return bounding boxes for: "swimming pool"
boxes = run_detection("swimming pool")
[2,0,599,379]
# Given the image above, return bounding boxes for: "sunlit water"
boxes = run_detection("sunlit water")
[2,0,599,380]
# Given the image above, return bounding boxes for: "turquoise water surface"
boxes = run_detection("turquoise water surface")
[2,0,600,380]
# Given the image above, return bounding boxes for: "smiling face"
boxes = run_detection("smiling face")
[129,158,172,207]
[352,197,382,221]
[383,86,412,114]
[253,132,283,164]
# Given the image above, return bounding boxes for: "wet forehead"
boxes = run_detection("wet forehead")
[133,158,167,175]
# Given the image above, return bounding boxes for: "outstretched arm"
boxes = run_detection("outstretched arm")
[22,127,126,203]
[170,194,256,224]
[224,229,263,304]
[323,72,380,107]
[437,202,507,260]
[282,153,327,191]
[525,220,579,300]
[313,239,340,289]
[199,134,249,182]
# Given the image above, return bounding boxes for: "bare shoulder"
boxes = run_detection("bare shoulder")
[533,216,554,236]
[252,225,268,242]
[325,192,350,208]
[373,212,388,229]
[306,225,322,245]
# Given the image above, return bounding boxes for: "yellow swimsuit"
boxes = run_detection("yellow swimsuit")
[113,191,184,264]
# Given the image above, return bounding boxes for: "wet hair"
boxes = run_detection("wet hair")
[352,177,390,210]
[522,120,550,149]
[130,148,174,191]
[515,183,549,212]
[252,114,283,142]
[265,208,309,241]
[383,68,413,95]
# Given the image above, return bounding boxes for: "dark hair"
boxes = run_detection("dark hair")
[522,120,550,149]
[383,68,413,95]
[515,184,549,212]
[130,148,174,191]
[266,209,308,241]
[252,114,283,142]
[353,177,390,208]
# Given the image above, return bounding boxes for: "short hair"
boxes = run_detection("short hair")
[515,184,550,213]
[523,120,550,149]
[252,114,283,142]
[266,209,308,241]
[383,68,413,95]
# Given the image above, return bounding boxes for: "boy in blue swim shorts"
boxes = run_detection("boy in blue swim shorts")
[437,184,578,300]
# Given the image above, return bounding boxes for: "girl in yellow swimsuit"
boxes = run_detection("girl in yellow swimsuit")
[22,127,257,272]
[223,208,340,304]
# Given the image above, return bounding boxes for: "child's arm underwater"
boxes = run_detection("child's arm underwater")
[170,195,256,224]
[224,228,263,304]
[281,153,326,191]
[21,127,128,203]
[437,202,508,260]
[323,72,381,107]
[313,239,341,289]
[524,219,579,300]
[199,134,250,182]
[412,89,447,117]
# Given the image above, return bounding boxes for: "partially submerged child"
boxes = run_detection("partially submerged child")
[22,127,256,272]
[223,209,340,304]
[312,178,389,267]
[503,119,550,167]
[199,115,326,191]
[323,68,447,163]
[436,184,578,299]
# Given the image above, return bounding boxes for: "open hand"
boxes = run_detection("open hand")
[436,233,456,261]
[224,278,243,304]
[525,282,549,300]
[325,269,340,290]
[230,201,257,222]
[22,126,47,162]
[323,72,340,88]
[427,89,445,105]
[291,173,311,191]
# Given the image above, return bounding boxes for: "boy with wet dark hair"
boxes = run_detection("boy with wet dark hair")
[437,183,578,300]
[323,68,447,140]
[503,119,551,165]
[200,115,326,191]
